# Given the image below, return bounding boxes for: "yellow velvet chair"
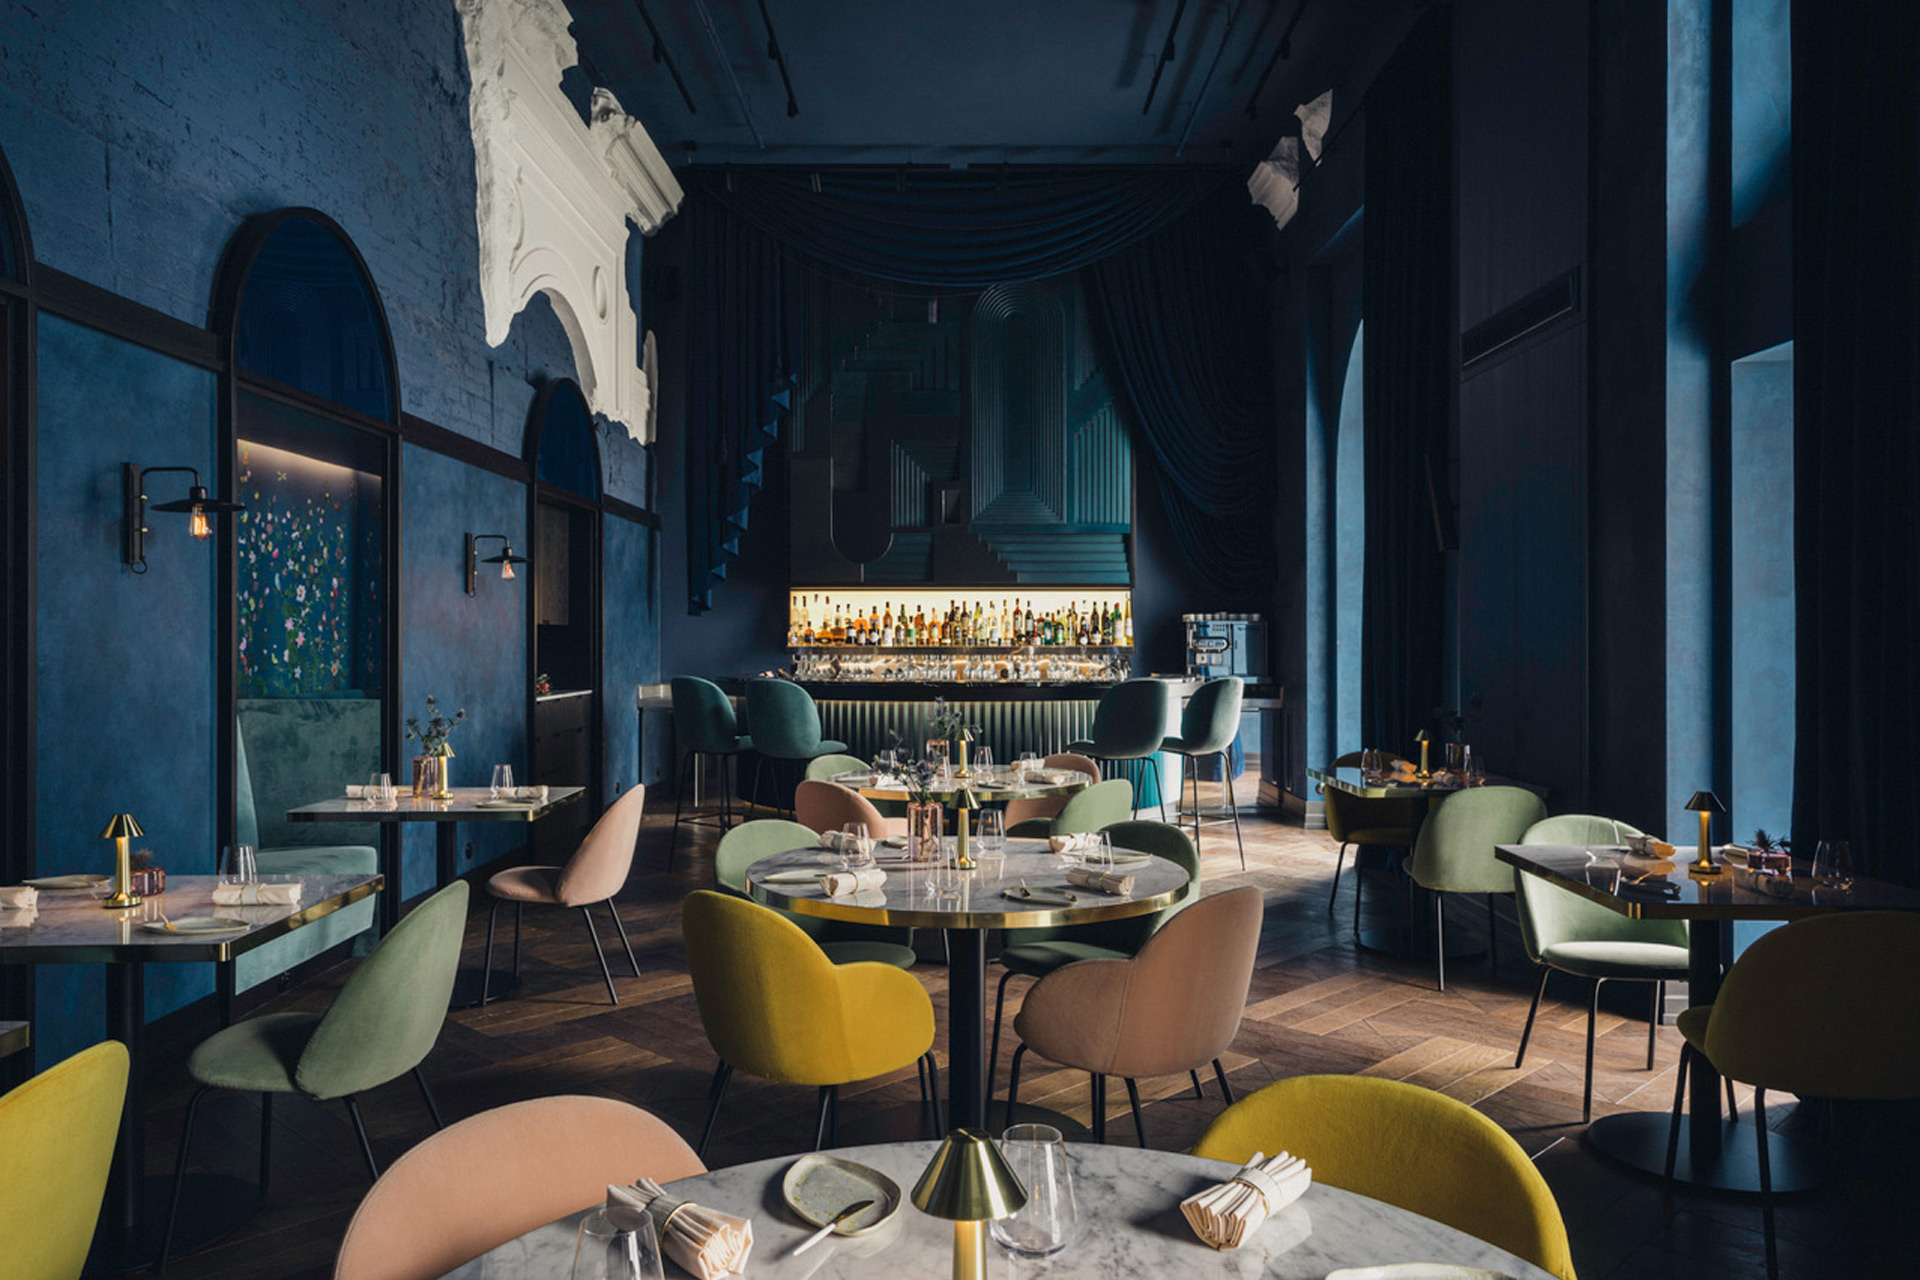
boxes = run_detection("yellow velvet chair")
[681,889,938,1158]
[0,1040,131,1280]
[1193,1074,1577,1280]
[1664,911,1920,1280]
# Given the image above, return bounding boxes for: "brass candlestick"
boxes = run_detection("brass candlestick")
[1684,789,1726,876]
[912,1129,1028,1280]
[100,813,146,908]
[951,786,982,870]
[1414,730,1432,781]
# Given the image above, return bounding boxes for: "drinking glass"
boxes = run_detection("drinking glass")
[1093,831,1114,869]
[220,844,257,886]
[1812,840,1854,890]
[1360,748,1380,781]
[974,745,995,776]
[572,1210,664,1280]
[1444,742,1465,774]
[1016,751,1040,781]
[367,771,396,808]
[989,1124,1078,1257]
[839,822,873,871]
[978,808,1006,856]
[491,764,515,800]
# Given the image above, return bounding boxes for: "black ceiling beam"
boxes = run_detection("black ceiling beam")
[1176,0,1241,156]
[757,0,800,118]
[1141,0,1190,116]
[691,0,766,149]
[629,0,698,114]
[1245,0,1309,117]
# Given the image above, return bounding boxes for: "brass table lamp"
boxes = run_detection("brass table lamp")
[1414,729,1432,780]
[1684,790,1726,876]
[912,1128,1028,1280]
[951,786,982,870]
[100,812,145,908]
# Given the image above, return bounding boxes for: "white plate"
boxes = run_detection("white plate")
[23,873,109,890]
[142,916,251,935]
[1326,1267,1513,1280]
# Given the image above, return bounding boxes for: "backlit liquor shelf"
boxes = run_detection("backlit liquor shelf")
[788,588,1133,649]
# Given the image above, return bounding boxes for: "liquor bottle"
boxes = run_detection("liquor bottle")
[998,599,1010,646]
[1078,608,1090,646]
[913,604,926,644]
[1122,598,1133,646]
[881,602,894,646]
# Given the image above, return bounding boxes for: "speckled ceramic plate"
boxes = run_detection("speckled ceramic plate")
[23,873,108,890]
[781,1154,900,1237]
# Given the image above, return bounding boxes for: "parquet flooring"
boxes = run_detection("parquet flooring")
[138,783,1917,1279]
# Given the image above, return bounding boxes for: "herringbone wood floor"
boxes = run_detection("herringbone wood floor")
[145,787,1916,1279]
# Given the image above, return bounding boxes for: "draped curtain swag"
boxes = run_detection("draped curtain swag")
[654,165,1276,611]
[1360,5,1454,752]
[1790,0,1920,887]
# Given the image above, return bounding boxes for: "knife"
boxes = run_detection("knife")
[791,1197,877,1256]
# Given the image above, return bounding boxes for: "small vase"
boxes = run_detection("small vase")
[908,801,944,863]
[431,747,454,799]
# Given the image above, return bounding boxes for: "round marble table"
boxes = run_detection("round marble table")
[831,765,1097,805]
[747,839,1189,1131]
[441,1140,1558,1278]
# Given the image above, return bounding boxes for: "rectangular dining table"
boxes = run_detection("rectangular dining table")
[0,871,383,1274]
[0,1017,28,1059]
[1497,842,1920,1193]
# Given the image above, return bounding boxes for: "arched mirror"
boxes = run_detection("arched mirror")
[525,378,603,859]
[212,210,400,987]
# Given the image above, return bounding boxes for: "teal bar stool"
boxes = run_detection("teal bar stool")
[744,679,846,818]
[1066,678,1171,821]
[669,676,754,867]
[1406,786,1547,991]
[1160,676,1247,868]
[1515,814,1690,1122]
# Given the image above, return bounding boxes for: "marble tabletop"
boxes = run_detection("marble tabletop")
[0,1019,27,1059]
[441,1140,1555,1279]
[746,838,1190,930]
[286,785,585,824]
[835,767,1097,804]
[0,873,384,963]
[1496,843,1920,921]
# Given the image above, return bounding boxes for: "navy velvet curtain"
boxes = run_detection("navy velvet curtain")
[1790,0,1920,887]
[1360,6,1453,753]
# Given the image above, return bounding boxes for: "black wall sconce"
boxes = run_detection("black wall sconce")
[123,463,246,573]
[466,533,527,595]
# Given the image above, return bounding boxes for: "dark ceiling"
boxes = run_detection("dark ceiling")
[567,0,1421,169]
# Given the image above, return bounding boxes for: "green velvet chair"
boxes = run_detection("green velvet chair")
[1516,814,1689,1122]
[744,679,847,817]
[713,819,916,969]
[1664,912,1920,1280]
[159,881,470,1268]
[669,676,753,866]
[0,1040,129,1280]
[1066,678,1172,821]
[1006,776,1133,839]
[987,819,1201,1107]
[1322,749,1419,922]
[1406,785,1547,990]
[1160,676,1246,867]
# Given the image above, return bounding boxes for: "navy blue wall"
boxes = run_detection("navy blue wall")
[5,3,662,1067]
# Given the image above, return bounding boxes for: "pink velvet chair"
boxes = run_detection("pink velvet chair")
[1005,885,1263,1145]
[794,778,908,839]
[334,1095,704,1280]
[481,784,647,1005]
[1003,752,1101,833]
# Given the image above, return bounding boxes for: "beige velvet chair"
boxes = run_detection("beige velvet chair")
[1004,885,1262,1145]
[481,785,647,1005]
[333,1095,704,1280]
[793,778,907,839]
[1002,752,1101,830]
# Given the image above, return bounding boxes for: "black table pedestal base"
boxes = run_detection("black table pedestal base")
[1586,1111,1829,1194]
[84,1173,259,1276]
[449,968,522,1010]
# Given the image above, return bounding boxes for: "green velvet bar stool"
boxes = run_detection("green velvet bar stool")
[669,676,754,868]
[1406,785,1547,991]
[1160,676,1247,868]
[159,881,470,1269]
[1066,678,1172,821]
[987,818,1200,1107]
[713,819,917,969]
[744,679,847,818]
[1515,814,1689,1122]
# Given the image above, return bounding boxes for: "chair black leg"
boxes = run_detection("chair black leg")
[670,750,691,870]
[158,1083,213,1270]
[608,901,642,977]
[342,1095,380,1180]
[814,1086,838,1151]
[1005,1043,1028,1130]
[1190,1069,1206,1099]
[1352,850,1365,937]
[1755,1086,1777,1280]
[1515,966,1550,1068]
[1727,1075,1739,1121]
[1433,894,1447,992]
[1186,757,1202,853]
[1584,978,1603,1123]
[1648,980,1662,1070]
[1664,1042,1691,1186]
[258,1092,274,1199]
[698,1062,734,1159]
[582,907,618,1004]
[1329,844,1348,915]
[750,756,766,817]
[987,968,1019,1103]
[412,1066,445,1130]
[1212,1058,1234,1104]
[1222,753,1245,869]
[513,902,524,976]
[1148,755,1167,823]
[481,898,499,1006]
[1486,894,1500,975]
[925,1052,943,1133]
[722,754,737,831]
[1090,1073,1108,1143]
[1123,1077,1148,1148]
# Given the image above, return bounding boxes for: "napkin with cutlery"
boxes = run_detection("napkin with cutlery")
[1180,1150,1311,1250]
[606,1179,753,1279]
[818,868,887,898]
[212,882,304,907]
[0,885,38,910]
[1048,832,1098,855]
[1065,867,1134,896]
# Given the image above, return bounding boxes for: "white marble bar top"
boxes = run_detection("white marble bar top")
[441,1140,1554,1279]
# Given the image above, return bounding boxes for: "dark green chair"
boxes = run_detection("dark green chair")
[1516,814,1690,1122]
[987,819,1201,1106]
[713,819,917,969]
[1066,679,1171,821]
[1161,677,1247,868]
[1006,777,1133,839]
[1407,786,1547,991]
[159,881,469,1268]
[744,679,847,817]
[670,676,754,866]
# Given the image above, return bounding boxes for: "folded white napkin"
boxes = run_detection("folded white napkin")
[817,830,872,854]
[818,868,887,897]
[211,882,304,907]
[872,773,905,788]
[1065,867,1134,896]
[606,1180,752,1279]
[1047,833,1098,855]
[1624,834,1678,859]
[1181,1150,1311,1250]
[1620,852,1677,876]
[1732,865,1797,899]
[0,885,38,910]
[505,785,549,802]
